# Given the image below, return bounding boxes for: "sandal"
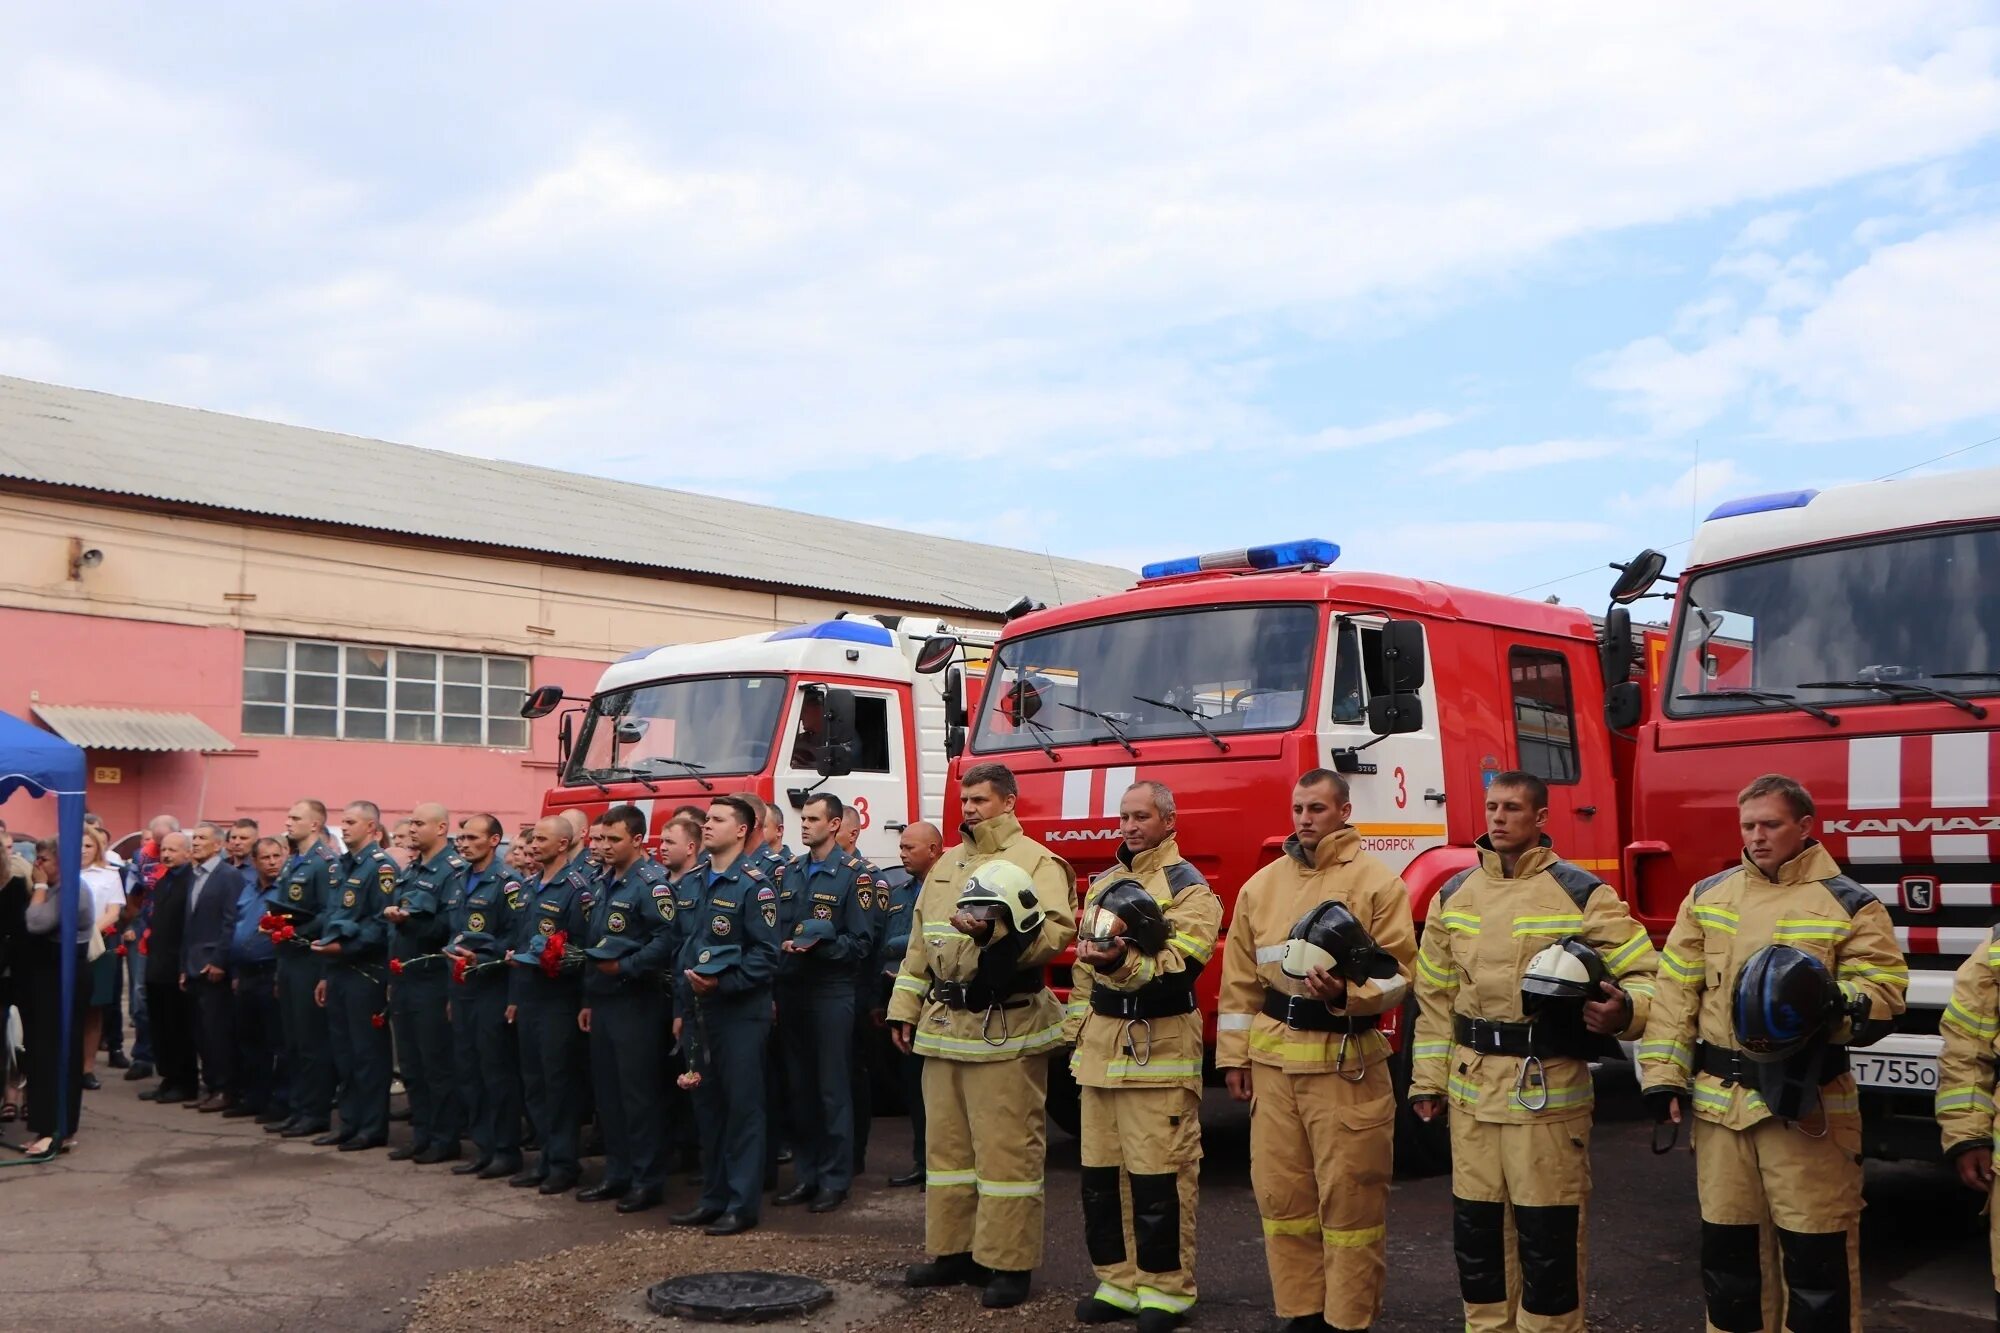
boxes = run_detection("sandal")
[22,1136,54,1156]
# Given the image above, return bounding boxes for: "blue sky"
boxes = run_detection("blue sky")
[4,3,2000,607]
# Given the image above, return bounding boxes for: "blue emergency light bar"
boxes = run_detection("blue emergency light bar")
[1705,489,1818,521]
[766,620,894,647]
[1140,539,1340,581]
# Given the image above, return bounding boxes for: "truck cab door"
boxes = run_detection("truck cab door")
[1501,642,1618,877]
[1319,615,1449,877]
[773,683,912,865]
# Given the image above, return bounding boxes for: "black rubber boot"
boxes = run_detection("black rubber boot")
[904,1253,989,1288]
[981,1270,1032,1309]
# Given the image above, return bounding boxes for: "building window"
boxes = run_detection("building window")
[1509,647,1578,784]
[243,637,530,748]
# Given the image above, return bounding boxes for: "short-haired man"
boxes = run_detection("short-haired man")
[889,762,1078,1309]
[763,805,789,859]
[1411,771,1657,1333]
[386,803,470,1165]
[772,793,877,1214]
[265,800,341,1138]
[310,801,399,1150]
[225,818,260,869]
[577,804,678,1214]
[1216,770,1416,1333]
[445,814,527,1180]
[667,795,782,1235]
[139,831,198,1104]
[182,821,248,1112]
[225,837,291,1121]
[1066,781,1220,1330]
[1640,775,1907,1332]
[876,820,943,1188]
[504,816,596,1194]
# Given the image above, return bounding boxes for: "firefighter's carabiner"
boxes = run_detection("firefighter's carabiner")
[1512,1053,1551,1112]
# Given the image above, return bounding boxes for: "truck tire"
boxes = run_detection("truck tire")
[1391,991,1451,1178]
[1046,1057,1081,1138]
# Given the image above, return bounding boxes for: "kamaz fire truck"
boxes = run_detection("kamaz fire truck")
[526,615,994,863]
[1605,463,2000,1162]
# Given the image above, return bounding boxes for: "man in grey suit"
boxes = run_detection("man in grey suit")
[182,822,246,1113]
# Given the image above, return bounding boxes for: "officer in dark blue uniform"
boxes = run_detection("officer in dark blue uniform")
[773,794,877,1214]
[844,805,889,1175]
[444,813,525,1180]
[650,815,708,1179]
[879,820,941,1187]
[577,804,678,1214]
[310,801,398,1151]
[668,795,781,1235]
[267,800,339,1140]
[386,803,470,1164]
[505,816,597,1195]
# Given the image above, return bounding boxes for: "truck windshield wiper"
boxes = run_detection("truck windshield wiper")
[571,769,613,795]
[634,757,713,791]
[1055,701,1139,757]
[1796,679,1988,719]
[1015,715,1063,762]
[1132,694,1231,752]
[1934,670,2000,681]
[1676,689,1840,727]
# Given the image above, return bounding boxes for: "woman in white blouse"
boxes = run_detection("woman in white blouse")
[77,826,126,1091]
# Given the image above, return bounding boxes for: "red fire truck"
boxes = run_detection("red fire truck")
[1605,463,2000,1162]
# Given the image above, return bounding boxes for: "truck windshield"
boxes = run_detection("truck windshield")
[1668,524,2000,716]
[566,674,788,783]
[972,603,1318,752]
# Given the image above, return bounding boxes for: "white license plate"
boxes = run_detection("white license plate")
[1850,1052,1939,1092]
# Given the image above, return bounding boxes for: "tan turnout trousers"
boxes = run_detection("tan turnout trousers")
[923,1053,1051,1272]
[1079,1084,1202,1316]
[1449,1115,1593,1333]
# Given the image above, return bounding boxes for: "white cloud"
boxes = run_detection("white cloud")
[1613,459,1759,521]
[1732,211,1805,249]
[1425,438,1626,478]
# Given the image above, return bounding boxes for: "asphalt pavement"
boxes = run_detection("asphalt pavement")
[0,1063,1990,1331]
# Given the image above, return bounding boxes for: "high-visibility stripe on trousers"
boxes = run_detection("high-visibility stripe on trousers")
[1248,1062,1393,1331]
[1450,1113,1592,1332]
[923,1052,1050,1272]
[1692,1112,1862,1332]
[1080,1084,1201,1312]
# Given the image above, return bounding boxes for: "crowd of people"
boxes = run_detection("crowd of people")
[1,760,1982,1333]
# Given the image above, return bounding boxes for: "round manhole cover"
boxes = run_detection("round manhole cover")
[646,1271,834,1323]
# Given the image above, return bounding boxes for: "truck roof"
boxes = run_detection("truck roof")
[1000,566,1599,641]
[594,618,916,694]
[1689,462,2000,571]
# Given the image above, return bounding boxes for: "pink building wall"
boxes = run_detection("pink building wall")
[0,606,606,842]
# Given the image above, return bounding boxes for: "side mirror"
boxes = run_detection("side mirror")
[942,667,966,729]
[915,635,959,674]
[946,724,966,759]
[816,687,858,777]
[614,718,649,745]
[1609,548,1668,605]
[1605,680,1643,731]
[1599,605,1636,684]
[557,710,575,769]
[1366,692,1423,736]
[1002,594,1046,623]
[1382,620,1427,693]
[521,684,566,719]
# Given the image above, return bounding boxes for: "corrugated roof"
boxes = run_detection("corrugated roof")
[33,705,236,753]
[0,376,1133,616]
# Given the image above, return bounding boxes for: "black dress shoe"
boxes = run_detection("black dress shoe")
[538,1171,579,1196]
[669,1204,722,1227]
[137,1087,162,1102]
[509,1168,548,1189]
[256,1108,291,1125]
[155,1087,194,1105]
[108,1052,131,1070]
[338,1136,387,1152]
[576,1182,630,1203]
[81,1073,102,1091]
[311,1131,350,1147]
[266,1118,299,1135]
[417,1144,463,1166]
[703,1212,755,1236]
[123,1062,154,1081]
[615,1187,663,1214]
[284,1122,331,1139]
[887,1168,925,1188]
[221,1104,260,1120]
[478,1157,522,1180]
[773,1182,817,1206]
[808,1189,847,1214]
[388,1144,422,1162]
[450,1155,491,1176]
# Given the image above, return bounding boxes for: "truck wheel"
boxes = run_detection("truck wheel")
[1046,1057,1081,1138]
[1391,992,1450,1178]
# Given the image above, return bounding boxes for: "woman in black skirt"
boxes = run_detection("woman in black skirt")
[20,838,90,1156]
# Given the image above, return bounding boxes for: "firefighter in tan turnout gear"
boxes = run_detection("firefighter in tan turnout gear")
[1937,920,2000,1324]
[1639,774,1908,1333]
[1409,770,1658,1333]
[888,762,1077,1310]
[1063,780,1222,1332]
[1216,768,1416,1333]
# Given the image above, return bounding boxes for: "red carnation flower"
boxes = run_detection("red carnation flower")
[451,955,472,984]
[139,928,151,957]
[389,958,405,975]
[115,944,128,958]
[370,1011,386,1029]
[539,931,569,979]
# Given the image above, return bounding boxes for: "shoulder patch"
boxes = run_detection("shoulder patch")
[377,864,396,895]
[1822,874,1875,919]
[1163,861,1209,893]
[1545,860,1605,910]
[744,865,766,882]
[1691,867,1737,902]
[1436,867,1477,905]
[757,885,775,902]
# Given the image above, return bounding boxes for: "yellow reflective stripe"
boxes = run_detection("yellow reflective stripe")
[928,1169,976,1187]
[1623,979,1657,998]
[1605,931,1652,972]
[1512,914,1584,937]
[1249,1028,1389,1062]
[1691,905,1739,935]
[1943,1000,2000,1039]
[1638,1039,1693,1073]
[1063,999,1089,1019]
[1937,1086,1997,1115]
[1987,939,2000,968]
[1412,1041,1453,1062]
[1837,961,1908,987]
[1771,917,1850,942]
[1659,949,1701,984]
[1440,910,1481,933]
[976,1176,1044,1197]
[1092,1284,1140,1312]
[1138,1287,1196,1314]
[1128,954,1157,987]
[1104,1059,1202,1079]
[1822,1090,1858,1115]
[1261,1214,1320,1237]
[1323,1224,1386,1248]
[1215,1012,1253,1031]
[1169,931,1212,964]
[1414,952,1457,989]
[1447,1073,1482,1105]
[913,1022,1066,1058]
[892,975,928,996]
[1692,1084,1734,1112]
[1513,1082,1594,1110]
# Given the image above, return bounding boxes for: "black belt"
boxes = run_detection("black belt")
[1091,987,1198,1020]
[1453,1014,1597,1060]
[1697,1041,1849,1086]
[931,978,1041,1011]
[1261,991,1378,1033]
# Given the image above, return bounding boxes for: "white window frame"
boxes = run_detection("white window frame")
[243,636,531,748]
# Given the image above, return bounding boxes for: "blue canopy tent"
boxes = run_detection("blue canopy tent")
[0,708,87,1156]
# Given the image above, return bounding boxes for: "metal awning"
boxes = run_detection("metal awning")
[32,705,236,753]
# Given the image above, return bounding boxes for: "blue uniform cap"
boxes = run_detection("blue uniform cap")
[321,919,364,942]
[690,943,741,976]
[794,918,836,946]
[582,933,644,962]
[397,887,441,916]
